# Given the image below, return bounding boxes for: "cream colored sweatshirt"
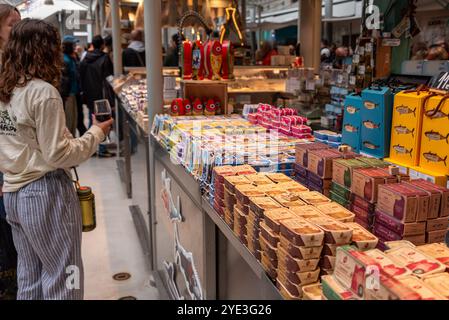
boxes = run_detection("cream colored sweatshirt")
[0,79,105,192]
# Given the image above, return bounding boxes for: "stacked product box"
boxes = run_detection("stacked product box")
[374,180,449,247]
[234,184,265,246]
[360,86,394,158]
[223,174,253,228]
[329,245,421,300]
[305,215,353,276]
[291,205,353,277]
[248,104,313,140]
[407,179,449,243]
[296,143,360,197]
[321,86,347,131]
[276,216,324,299]
[331,158,372,208]
[213,166,240,218]
[294,142,329,185]
[314,130,343,149]
[307,149,344,196]
[417,243,449,271]
[387,90,433,168]
[342,93,363,152]
[385,245,446,278]
[351,167,397,231]
[325,244,449,300]
[419,94,449,176]
[247,194,283,261]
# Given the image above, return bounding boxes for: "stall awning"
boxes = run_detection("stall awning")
[18,0,87,20]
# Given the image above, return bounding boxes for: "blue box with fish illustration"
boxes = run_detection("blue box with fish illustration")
[420,95,449,175]
[360,87,393,158]
[342,94,363,152]
[389,90,433,167]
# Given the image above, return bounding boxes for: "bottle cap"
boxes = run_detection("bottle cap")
[78,186,92,196]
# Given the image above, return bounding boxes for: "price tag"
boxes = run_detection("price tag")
[353,54,360,64]
[358,65,366,75]
[431,71,449,92]
[346,64,353,74]
[349,75,357,85]
[382,38,401,47]
[365,43,373,53]
[337,74,343,84]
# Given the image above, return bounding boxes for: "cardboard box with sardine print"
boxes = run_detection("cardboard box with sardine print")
[342,94,363,152]
[360,87,393,158]
[389,90,434,167]
[420,95,449,175]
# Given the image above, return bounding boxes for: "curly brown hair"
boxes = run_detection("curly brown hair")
[0,18,62,103]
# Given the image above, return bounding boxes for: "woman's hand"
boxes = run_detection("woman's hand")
[92,115,114,136]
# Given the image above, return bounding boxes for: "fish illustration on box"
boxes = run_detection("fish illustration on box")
[363,121,380,129]
[394,125,415,137]
[346,106,359,114]
[364,101,378,110]
[363,141,379,150]
[422,152,447,166]
[393,145,413,157]
[396,105,416,117]
[344,124,358,133]
[425,109,449,119]
[424,130,449,143]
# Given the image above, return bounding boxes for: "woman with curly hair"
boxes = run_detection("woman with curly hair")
[0,19,113,300]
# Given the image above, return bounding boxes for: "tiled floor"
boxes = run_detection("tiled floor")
[78,156,159,300]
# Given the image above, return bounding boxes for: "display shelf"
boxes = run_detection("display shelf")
[202,196,264,279]
[153,136,203,208]
[201,196,283,300]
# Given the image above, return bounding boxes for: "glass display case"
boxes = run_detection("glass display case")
[228,66,289,93]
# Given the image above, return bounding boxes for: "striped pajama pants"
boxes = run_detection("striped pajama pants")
[4,170,84,300]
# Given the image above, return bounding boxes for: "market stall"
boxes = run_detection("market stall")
[116,0,449,301]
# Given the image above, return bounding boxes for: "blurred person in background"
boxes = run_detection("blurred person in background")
[256,41,278,66]
[333,46,350,69]
[0,3,20,301]
[320,39,332,63]
[80,35,115,158]
[61,35,80,137]
[164,33,181,67]
[123,29,145,68]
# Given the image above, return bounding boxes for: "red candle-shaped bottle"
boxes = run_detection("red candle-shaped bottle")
[221,40,234,80]
[181,39,193,80]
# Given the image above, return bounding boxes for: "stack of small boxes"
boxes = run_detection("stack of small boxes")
[295,142,359,197]
[351,167,397,232]
[275,215,324,299]
[374,179,449,249]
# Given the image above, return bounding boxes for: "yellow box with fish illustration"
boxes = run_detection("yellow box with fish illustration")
[390,90,433,167]
[419,94,449,175]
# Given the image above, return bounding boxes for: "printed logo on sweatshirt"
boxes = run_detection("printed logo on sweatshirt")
[0,110,17,136]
